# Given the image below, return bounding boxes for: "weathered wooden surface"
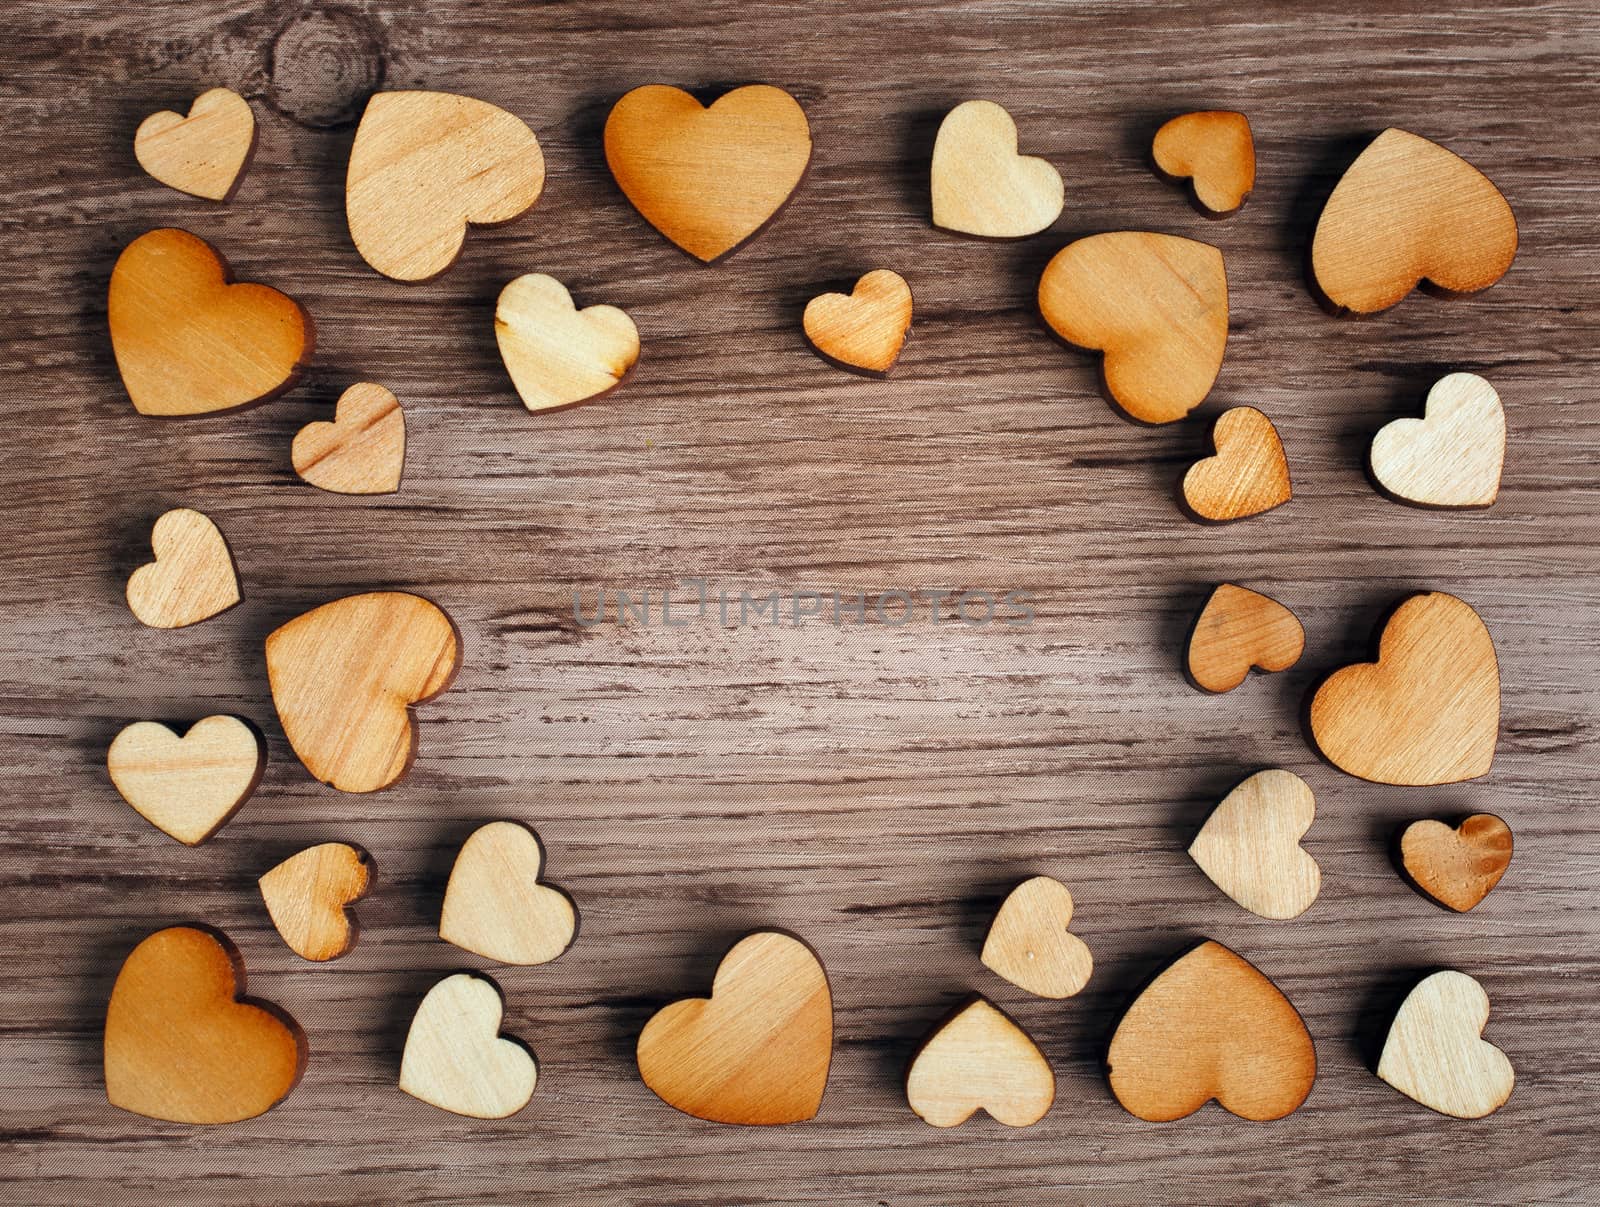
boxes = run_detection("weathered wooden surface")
[2,1,1598,1202]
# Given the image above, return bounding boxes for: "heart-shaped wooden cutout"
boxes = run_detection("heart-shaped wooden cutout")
[1039,232,1228,425]
[109,228,312,416]
[1107,939,1315,1121]
[802,269,913,377]
[981,875,1092,999]
[292,382,405,495]
[107,715,264,845]
[1182,406,1292,522]
[134,88,256,201]
[1310,592,1499,786]
[104,926,306,1123]
[637,931,832,1125]
[1152,111,1255,217]
[259,842,373,961]
[266,592,461,793]
[1399,814,1513,912]
[905,997,1054,1127]
[440,821,577,965]
[125,508,241,629]
[1371,373,1504,508]
[400,973,536,1119]
[604,84,812,263]
[495,274,640,412]
[1311,128,1517,315]
[1378,970,1513,1118]
[1189,770,1321,920]
[931,100,1065,238]
[1187,584,1304,694]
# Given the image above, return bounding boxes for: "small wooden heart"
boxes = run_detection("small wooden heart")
[1398,814,1512,912]
[1189,770,1321,920]
[266,592,461,793]
[1152,111,1255,217]
[637,931,832,1125]
[1187,584,1304,693]
[104,926,306,1124]
[347,91,545,282]
[1378,970,1513,1118]
[1310,592,1499,786]
[400,973,537,1119]
[125,508,241,629]
[107,715,264,845]
[134,88,256,201]
[1039,232,1228,425]
[495,274,640,412]
[931,100,1064,238]
[604,84,812,263]
[980,876,1092,999]
[259,843,374,961]
[905,997,1054,1128]
[292,382,405,495]
[1182,407,1292,522]
[802,270,913,377]
[1107,940,1315,1121]
[1311,128,1517,314]
[1370,373,1504,508]
[440,821,577,965]
[109,228,312,417]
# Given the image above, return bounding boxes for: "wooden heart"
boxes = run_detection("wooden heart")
[1378,970,1513,1118]
[104,926,306,1123]
[134,88,255,201]
[109,228,312,417]
[440,821,577,965]
[802,270,912,377]
[1399,814,1513,912]
[495,274,639,412]
[980,876,1093,999]
[1189,770,1321,920]
[1152,110,1255,216]
[1107,940,1315,1121]
[400,973,536,1118]
[292,382,405,495]
[107,715,264,845]
[604,84,812,263]
[1370,373,1504,508]
[1186,584,1304,694]
[1038,232,1228,425]
[637,931,831,1125]
[1182,406,1292,522]
[905,998,1054,1127]
[347,91,545,282]
[259,843,373,961]
[930,100,1064,238]
[266,592,461,793]
[1309,592,1499,785]
[125,508,240,629]
[1311,128,1517,314]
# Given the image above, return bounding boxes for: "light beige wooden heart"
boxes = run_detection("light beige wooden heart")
[292,382,405,495]
[259,843,373,961]
[440,821,577,965]
[126,508,240,629]
[400,973,536,1118]
[931,100,1064,237]
[134,88,256,201]
[494,274,639,412]
[981,876,1092,999]
[1371,373,1505,508]
[1378,970,1513,1118]
[906,998,1054,1127]
[1189,769,1321,920]
[107,715,264,845]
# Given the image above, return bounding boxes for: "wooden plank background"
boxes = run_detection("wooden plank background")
[2,0,1598,1202]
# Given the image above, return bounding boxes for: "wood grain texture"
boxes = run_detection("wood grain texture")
[494,273,640,412]
[133,88,255,202]
[124,507,241,629]
[980,875,1093,999]
[291,381,405,495]
[2,0,1600,1201]
[1186,583,1305,692]
[1182,406,1293,521]
[258,842,372,961]
[1377,969,1514,1118]
[1188,768,1322,920]
[802,269,913,376]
